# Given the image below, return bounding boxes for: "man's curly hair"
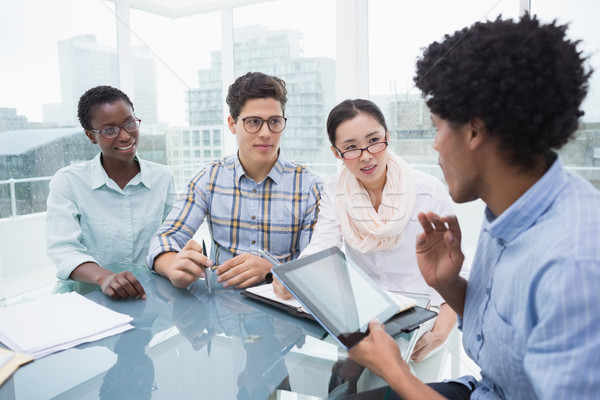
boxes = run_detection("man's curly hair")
[414,14,592,167]
[77,85,134,131]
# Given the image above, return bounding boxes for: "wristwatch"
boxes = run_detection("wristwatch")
[264,272,273,284]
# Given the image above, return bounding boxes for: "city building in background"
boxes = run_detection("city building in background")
[0,33,168,218]
[0,108,29,132]
[167,125,224,187]
[559,122,600,187]
[185,26,336,167]
[0,128,97,217]
[43,34,159,127]
[383,95,600,186]
[376,94,439,167]
[0,4,596,212]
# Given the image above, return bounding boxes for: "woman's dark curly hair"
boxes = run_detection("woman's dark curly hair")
[77,85,134,131]
[414,14,592,167]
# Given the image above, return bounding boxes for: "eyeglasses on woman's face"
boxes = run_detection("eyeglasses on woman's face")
[89,118,141,139]
[335,141,388,160]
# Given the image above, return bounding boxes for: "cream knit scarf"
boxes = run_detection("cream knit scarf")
[335,151,417,253]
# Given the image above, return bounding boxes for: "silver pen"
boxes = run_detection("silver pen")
[203,240,212,294]
[258,249,282,266]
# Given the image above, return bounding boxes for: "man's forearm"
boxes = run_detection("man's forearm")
[153,252,176,277]
[434,276,468,318]
[388,370,447,400]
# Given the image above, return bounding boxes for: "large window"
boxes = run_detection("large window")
[368,0,519,178]
[129,10,221,127]
[368,0,599,189]
[1,0,599,296]
[129,9,221,186]
[531,0,600,186]
[367,0,599,256]
[232,0,337,175]
[0,0,118,218]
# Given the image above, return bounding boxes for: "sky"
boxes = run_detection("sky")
[0,0,598,124]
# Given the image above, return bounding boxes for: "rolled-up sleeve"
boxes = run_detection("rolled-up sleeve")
[147,168,208,269]
[46,171,97,280]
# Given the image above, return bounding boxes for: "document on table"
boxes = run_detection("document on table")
[242,283,310,316]
[0,292,134,359]
[242,285,418,319]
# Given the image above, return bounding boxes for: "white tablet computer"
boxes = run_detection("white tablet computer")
[270,247,437,350]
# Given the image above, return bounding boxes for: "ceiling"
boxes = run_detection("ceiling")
[106,0,276,18]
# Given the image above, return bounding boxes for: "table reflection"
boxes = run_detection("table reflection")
[0,264,341,399]
[157,277,309,399]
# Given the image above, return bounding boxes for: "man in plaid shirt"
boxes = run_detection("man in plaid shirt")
[148,72,323,289]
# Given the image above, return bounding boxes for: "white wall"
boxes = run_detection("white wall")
[0,213,56,298]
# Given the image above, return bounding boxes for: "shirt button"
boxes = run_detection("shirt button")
[251,215,256,220]
[251,240,256,244]
[476,334,482,342]
[252,189,257,193]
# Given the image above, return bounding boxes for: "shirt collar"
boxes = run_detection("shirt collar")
[136,156,152,189]
[234,150,285,185]
[90,153,108,190]
[483,153,569,243]
[89,153,147,190]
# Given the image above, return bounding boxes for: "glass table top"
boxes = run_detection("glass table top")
[0,264,421,399]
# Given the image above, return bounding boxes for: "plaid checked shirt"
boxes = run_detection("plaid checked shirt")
[147,152,323,267]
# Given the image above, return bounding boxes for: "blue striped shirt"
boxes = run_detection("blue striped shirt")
[454,155,600,399]
[147,152,323,267]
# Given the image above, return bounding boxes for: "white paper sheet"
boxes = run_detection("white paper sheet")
[0,292,133,359]
[245,283,308,313]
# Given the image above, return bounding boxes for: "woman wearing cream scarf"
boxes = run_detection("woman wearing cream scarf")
[274,99,466,366]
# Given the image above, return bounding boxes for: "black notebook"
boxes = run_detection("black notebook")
[241,283,315,320]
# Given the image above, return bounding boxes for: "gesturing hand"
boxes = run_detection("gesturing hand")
[415,212,464,290]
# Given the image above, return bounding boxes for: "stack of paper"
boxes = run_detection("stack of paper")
[0,292,133,359]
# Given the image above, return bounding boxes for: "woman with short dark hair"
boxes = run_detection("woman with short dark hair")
[46,85,175,299]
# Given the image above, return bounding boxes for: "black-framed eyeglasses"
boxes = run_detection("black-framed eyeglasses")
[89,118,141,139]
[239,116,287,133]
[334,141,389,160]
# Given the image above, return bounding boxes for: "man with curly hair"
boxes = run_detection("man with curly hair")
[346,14,599,399]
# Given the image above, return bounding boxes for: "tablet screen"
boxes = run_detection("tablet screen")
[272,247,400,349]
